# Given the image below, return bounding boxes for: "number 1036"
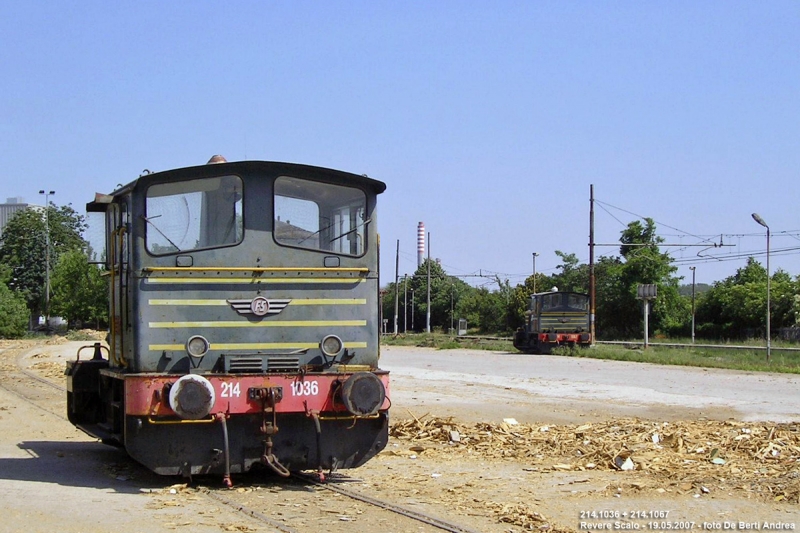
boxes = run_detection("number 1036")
[291,381,319,396]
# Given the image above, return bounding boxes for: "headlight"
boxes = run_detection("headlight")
[320,335,343,358]
[168,374,216,419]
[186,335,210,358]
[339,372,386,416]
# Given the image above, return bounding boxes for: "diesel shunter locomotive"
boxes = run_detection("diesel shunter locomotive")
[513,290,592,354]
[66,157,389,484]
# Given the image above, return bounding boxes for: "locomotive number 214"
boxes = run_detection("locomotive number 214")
[220,382,241,398]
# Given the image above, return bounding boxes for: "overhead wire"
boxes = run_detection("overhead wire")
[387,202,800,289]
[594,198,800,265]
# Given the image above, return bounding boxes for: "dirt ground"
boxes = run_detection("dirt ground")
[1,338,798,533]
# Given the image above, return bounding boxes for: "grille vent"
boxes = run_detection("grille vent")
[222,354,300,373]
[228,357,263,372]
[267,356,300,372]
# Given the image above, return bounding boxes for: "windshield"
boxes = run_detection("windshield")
[145,175,243,254]
[274,176,368,256]
[568,294,589,310]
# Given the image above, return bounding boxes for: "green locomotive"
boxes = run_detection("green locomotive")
[66,157,389,484]
[513,290,592,354]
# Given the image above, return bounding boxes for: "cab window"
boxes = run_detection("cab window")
[274,176,368,256]
[145,175,243,254]
[568,294,589,310]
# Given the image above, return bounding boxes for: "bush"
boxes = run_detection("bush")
[0,284,29,338]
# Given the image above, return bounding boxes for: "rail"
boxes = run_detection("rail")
[293,472,484,533]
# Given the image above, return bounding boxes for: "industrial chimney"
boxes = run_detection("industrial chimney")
[417,222,425,267]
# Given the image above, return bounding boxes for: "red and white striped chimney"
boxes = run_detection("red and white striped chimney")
[417,222,425,267]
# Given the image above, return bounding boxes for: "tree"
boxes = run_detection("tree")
[405,259,455,331]
[592,256,626,338]
[606,218,688,338]
[696,258,798,339]
[458,286,509,333]
[382,260,467,333]
[550,251,588,293]
[619,219,661,258]
[0,203,87,320]
[50,249,108,328]
[382,260,487,334]
[0,265,29,338]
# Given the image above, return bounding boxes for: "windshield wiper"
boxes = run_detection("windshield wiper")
[141,214,182,252]
[329,218,371,243]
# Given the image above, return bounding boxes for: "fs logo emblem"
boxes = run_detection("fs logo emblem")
[227,297,291,317]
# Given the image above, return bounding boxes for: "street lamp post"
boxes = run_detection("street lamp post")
[403,275,408,334]
[39,189,55,324]
[450,282,454,333]
[689,266,696,344]
[410,288,415,332]
[532,252,539,294]
[426,232,431,333]
[751,213,771,362]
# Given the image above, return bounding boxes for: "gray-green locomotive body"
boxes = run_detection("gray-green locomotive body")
[67,160,389,482]
[513,291,592,354]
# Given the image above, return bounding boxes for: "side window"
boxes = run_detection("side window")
[274,176,368,256]
[145,176,243,254]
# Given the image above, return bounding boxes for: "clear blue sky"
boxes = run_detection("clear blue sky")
[2,1,798,288]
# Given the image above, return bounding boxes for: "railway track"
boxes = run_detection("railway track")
[1,343,484,533]
[293,472,482,533]
[204,474,483,533]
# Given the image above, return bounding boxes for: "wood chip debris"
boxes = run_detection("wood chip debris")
[389,413,800,504]
[485,501,573,533]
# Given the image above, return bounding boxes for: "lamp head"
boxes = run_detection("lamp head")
[751,213,768,228]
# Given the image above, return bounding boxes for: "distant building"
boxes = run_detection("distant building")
[0,197,35,241]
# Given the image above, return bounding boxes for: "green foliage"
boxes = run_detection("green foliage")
[552,251,588,293]
[596,218,686,339]
[382,259,521,334]
[457,286,510,333]
[550,345,585,357]
[381,259,472,333]
[0,203,87,318]
[619,218,661,258]
[0,275,29,338]
[50,249,108,328]
[593,256,626,338]
[696,258,798,339]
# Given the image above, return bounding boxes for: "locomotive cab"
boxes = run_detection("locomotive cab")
[66,159,390,482]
